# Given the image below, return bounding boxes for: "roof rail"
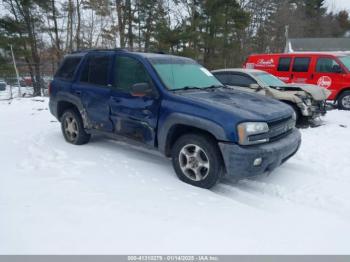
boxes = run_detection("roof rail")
[70,48,128,54]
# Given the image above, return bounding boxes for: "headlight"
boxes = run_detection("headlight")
[237,122,269,145]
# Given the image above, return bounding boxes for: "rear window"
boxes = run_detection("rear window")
[277,57,291,72]
[55,57,82,80]
[292,57,311,72]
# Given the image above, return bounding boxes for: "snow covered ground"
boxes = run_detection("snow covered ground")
[1,96,350,255]
[0,85,34,100]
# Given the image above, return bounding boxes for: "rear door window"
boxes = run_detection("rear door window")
[227,74,256,87]
[277,57,292,72]
[80,54,112,86]
[292,57,311,72]
[55,57,82,80]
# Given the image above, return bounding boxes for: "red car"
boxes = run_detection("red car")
[244,52,350,110]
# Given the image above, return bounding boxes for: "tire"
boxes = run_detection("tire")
[171,133,224,189]
[337,91,350,110]
[61,109,91,145]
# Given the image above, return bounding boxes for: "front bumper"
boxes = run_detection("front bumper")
[299,101,327,117]
[218,129,301,178]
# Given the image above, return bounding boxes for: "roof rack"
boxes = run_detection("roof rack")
[70,48,128,54]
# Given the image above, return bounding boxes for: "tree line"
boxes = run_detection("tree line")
[1,0,350,96]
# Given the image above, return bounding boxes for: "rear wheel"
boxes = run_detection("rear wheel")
[61,109,91,145]
[338,91,350,110]
[171,134,224,189]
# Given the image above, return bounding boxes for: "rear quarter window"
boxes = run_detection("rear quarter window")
[55,57,82,80]
[213,73,230,85]
[277,57,291,72]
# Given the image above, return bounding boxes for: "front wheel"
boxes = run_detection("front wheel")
[338,91,350,110]
[171,134,224,189]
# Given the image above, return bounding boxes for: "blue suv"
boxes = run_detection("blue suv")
[49,49,301,189]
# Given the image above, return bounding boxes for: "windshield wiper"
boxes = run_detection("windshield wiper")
[172,86,204,92]
[202,84,227,90]
[171,84,227,92]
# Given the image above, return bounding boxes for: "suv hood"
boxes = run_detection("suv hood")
[175,88,293,122]
[274,84,331,101]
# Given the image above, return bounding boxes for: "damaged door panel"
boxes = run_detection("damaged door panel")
[72,52,114,132]
[109,55,160,146]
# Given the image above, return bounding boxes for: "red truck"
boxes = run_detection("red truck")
[244,52,350,110]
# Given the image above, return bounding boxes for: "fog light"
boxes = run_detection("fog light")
[253,157,262,166]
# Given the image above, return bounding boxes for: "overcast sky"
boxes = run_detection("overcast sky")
[326,0,350,12]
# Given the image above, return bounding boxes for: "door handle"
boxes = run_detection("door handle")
[290,74,294,79]
[310,74,314,80]
[74,90,82,96]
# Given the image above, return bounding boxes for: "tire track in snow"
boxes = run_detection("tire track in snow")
[213,177,350,219]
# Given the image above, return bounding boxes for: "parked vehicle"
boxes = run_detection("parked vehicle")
[49,49,301,189]
[244,52,350,110]
[20,76,33,87]
[0,79,7,91]
[19,79,27,87]
[212,69,331,122]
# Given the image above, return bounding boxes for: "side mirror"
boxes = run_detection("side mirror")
[332,65,343,73]
[249,83,260,90]
[130,82,153,97]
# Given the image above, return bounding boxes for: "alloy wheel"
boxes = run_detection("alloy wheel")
[341,95,350,109]
[64,116,79,142]
[178,144,210,181]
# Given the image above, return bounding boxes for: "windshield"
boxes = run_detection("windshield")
[148,56,221,90]
[338,56,350,71]
[251,72,286,87]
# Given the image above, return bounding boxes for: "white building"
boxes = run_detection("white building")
[285,38,350,53]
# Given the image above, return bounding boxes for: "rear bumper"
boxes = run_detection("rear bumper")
[218,129,301,178]
[49,99,58,119]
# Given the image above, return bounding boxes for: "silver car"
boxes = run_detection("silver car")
[212,69,331,121]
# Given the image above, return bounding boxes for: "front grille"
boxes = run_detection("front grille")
[268,115,292,126]
[249,116,295,143]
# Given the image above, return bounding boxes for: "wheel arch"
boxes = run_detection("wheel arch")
[335,87,350,101]
[54,92,88,127]
[57,101,79,120]
[158,113,228,157]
